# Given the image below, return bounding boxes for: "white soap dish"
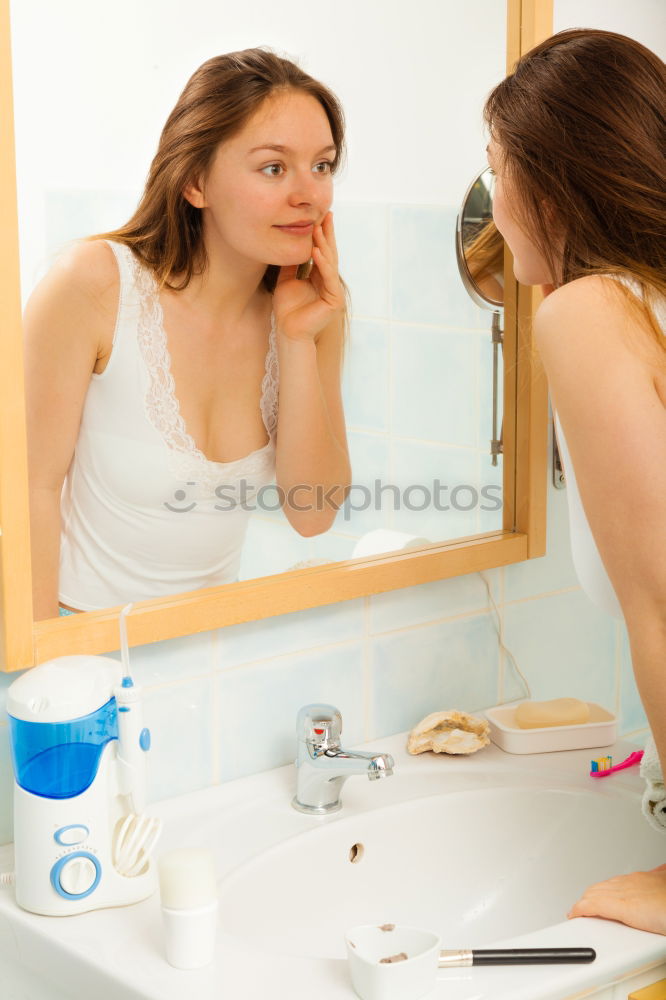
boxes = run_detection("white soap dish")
[483,702,616,754]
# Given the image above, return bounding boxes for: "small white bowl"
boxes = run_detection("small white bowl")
[345,924,440,1000]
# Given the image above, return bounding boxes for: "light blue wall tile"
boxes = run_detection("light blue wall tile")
[502,591,617,709]
[477,453,504,534]
[369,569,501,635]
[338,431,391,536]
[105,631,215,686]
[144,676,215,803]
[343,319,390,432]
[216,598,365,670]
[370,613,500,738]
[390,438,479,541]
[0,725,13,844]
[390,205,479,329]
[390,324,478,448]
[335,202,389,318]
[619,624,648,735]
[0,669,24,722]
[215,642,365,782]
[504,438,579,601]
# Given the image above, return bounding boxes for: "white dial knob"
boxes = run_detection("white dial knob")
[58,856,98,895]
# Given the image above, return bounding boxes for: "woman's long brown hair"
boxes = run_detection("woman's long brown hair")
[484,29,666,342]
[95,47,346,295]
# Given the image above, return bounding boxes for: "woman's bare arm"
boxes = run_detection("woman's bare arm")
[275,313,350,535]
[272,212,351,535]
[24,240,117,618]
[535,275,666,934]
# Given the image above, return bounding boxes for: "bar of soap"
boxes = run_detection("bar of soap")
[514,698,590,729]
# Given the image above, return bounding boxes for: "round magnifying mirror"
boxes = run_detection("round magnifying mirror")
[456,166,504,310]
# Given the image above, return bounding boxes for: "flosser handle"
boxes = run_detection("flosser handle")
[115,678,150,814]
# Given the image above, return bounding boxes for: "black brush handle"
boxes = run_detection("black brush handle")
[473,947,596,965]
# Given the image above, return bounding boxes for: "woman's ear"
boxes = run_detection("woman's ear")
[182,176,206,209]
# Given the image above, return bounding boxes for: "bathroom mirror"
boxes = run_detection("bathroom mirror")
[0,0,551,669]
[456,168,505,310]
[456,167,506,467]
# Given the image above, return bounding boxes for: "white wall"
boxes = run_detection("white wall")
[555,0,666,59]
[10,0,505,289]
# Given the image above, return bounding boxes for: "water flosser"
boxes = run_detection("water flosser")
[8,650,158,916]
[113,603,149,814]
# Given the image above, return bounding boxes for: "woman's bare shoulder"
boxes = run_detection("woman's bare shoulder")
[535,274,661,366]
[24,240,120,351]
[39,239,119,303]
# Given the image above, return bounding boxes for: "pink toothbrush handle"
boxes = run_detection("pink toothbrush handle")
[590,750,644,778]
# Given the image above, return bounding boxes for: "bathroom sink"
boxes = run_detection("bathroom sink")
[1,733,665,1000]
[217,782,663,960]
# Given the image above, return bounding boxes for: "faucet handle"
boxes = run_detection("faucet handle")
[296,704,342,747]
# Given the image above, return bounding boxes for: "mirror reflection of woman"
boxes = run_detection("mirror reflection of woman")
[463,218,504,303]
[24,49,351,620]
[486,29,666,934]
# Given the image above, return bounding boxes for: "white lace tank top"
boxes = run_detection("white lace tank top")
[554,277,666,620]
[59,240,279,610]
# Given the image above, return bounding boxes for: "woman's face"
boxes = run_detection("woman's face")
[487,140,555,286]
[186,89,336,267]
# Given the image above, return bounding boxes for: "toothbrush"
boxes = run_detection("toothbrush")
[590,750,643,778]
[114,603,150,813]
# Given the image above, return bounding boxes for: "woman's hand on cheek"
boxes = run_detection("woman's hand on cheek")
[273,211,345,344]
[567,864,666,935]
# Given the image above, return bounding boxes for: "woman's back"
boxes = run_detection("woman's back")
[554,277,666,620]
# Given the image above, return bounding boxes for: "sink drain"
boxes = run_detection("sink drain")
[349,843,364,864]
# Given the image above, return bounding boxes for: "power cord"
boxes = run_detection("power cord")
[479,571,531,702]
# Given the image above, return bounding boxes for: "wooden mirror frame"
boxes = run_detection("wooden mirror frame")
[0,0,552,671]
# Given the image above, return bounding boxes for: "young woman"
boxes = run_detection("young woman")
[24,48,351,619]
[485,28,666,935]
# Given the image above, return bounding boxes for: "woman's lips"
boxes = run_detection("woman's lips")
[275,223,314,235]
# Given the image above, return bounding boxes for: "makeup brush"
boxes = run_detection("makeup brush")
[438,947,596,967]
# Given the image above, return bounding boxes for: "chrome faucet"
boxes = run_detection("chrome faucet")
[292,704,394,815]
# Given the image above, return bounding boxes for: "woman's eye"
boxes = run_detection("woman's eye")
[261,163,284,177]
[313,161,333,174]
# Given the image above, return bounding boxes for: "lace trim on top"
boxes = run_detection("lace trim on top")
[130,248,279,495]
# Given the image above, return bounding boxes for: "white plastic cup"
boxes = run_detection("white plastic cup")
[161,900,218,970]
[158,848,218,970]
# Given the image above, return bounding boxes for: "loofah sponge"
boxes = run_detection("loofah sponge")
[514,698,590,729]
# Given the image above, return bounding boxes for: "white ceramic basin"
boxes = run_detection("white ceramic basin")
[1,733,665,1000]
[217,782,663,960]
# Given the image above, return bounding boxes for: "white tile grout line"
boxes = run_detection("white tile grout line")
[353,314,492,334]
[142,670,217,696]
[501,584,582,608]
[385,203,392,326]
[211,633,222,786]
[622,726,650,742]
[613,619,623,725]
[362,596,373,741]
[498,567,507,703]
